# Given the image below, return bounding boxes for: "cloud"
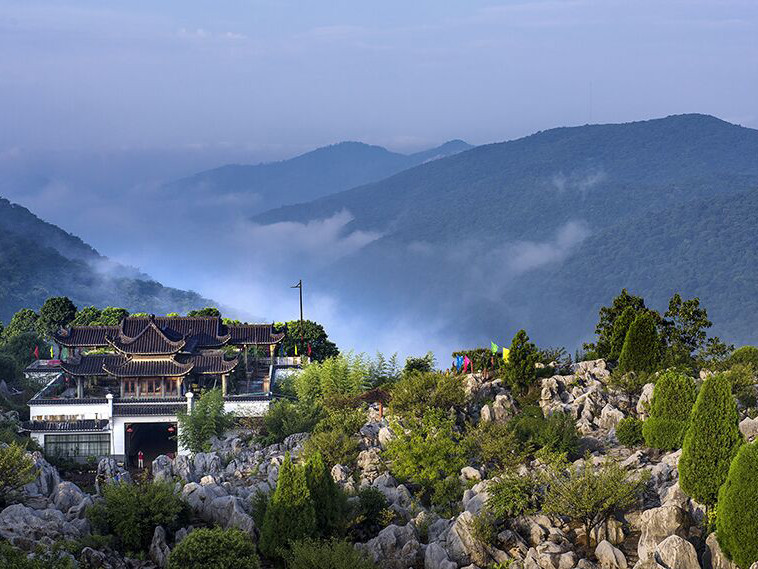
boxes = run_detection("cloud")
[551,168,607,194]
[507,221,589,273]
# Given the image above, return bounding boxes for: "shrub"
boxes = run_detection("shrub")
[616,417,644,447]
[608,306,637,362]
[384,409,466,509]
[503,329,539,395]
[166,527,259,569]
[542,454,649,547]
[727,345,758,369]
[0,442,36,506]
[641,370,697,450]
[260,453,316,559]
[294,353,370,404]
[87,480,189,554]
[716,441,758,569]
[466,420,525,472]
[618,313,661,374]
[286,539,377,569]
[261,399,323,445]
[348,487,391,542]
[722,364,757,408]
[177,388,234,453]
[389,371,465,420]
[468,510,498,547]
[302,429,360,469]
[0,542,75,569]
[510,407,579,458]
[487,469,539,520]
[679,374,743,507]
[304,452,348,539]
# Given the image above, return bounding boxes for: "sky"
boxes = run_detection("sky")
[1,0,757,358]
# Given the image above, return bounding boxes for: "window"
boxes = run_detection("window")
[45,433,110,459]
[125,380,136,395]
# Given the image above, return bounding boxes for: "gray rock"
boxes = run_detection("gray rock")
[654,535,699,569]
[331,464,351,484]
[738,417,758,442]
[460,466,483,482]
[152,455,174,482]
[425,542,457,569]
[637,383,655,419]
[173,454,196,482]
[0,504,81,549]
[599,404,625,431]
[444,511,489,567]
[378,426,396,448]
[596,540,627,569]
[357,524,422,569]
[23,452,61,498]
[149,526,170,568]
[637,505,690,562]
[51,481,87,515]
[702,532,739,569]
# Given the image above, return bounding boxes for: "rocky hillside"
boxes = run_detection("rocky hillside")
[4,358,757,568]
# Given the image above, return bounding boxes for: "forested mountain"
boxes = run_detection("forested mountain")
[166,139,472,213]
[0,198,209,322]
[251,114,758,348]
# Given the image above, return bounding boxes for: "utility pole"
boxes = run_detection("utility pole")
[291,280,304,357]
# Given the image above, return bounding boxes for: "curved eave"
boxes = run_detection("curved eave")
[102,361,195,378]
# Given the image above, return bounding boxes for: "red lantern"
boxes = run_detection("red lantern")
[167,425,175,433]
[126,425,133,433]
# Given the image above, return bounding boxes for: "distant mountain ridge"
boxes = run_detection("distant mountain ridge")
[250,114,758,349]
[0,197,210,323]
[166,139,472,214]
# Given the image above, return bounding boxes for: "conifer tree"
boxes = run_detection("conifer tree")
[641,370,697,450]
[716,441,758,569]
[503,329,538,395]
[608,306,637,362]
[618,313,661,373]
[260,453,316,559]
[304,451,347,538]
[678,374,743,507]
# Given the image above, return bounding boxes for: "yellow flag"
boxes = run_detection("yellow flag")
[503,347,510,362]
[294,344,298,356]
[269,344,275,357]
[50,346,54,358]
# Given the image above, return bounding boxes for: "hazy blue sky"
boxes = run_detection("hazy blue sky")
[2,0,756,158]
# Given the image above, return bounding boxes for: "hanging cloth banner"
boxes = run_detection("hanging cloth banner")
[503,347,510,362]
[463,355,472,373]
[294,344,298,356]
[50,346,54,359]
[490,341,498,354]
[269,344,275,358]
[455,355,464,372]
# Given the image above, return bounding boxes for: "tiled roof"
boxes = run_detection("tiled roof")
[107,320,185,355]
[228,324,284,345]
[103,357,194,378]
[24,419,109,432]
[54,326,117,347]
[123,317,230,347]
[113,403,185,416]
[186,353,239,374]
[60,354,125,376]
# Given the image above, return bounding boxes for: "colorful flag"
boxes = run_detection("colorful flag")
[307,343,312,357]
[503,347,510,362]
[490,341,498,354]
[34,345,39,359]
[463,355,471,373]
[455,355,464,371]
[50,346,54,359]
[294,344,298,356]
[269,344,275,358]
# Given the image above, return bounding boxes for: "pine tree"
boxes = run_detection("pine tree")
[641,370,697,450]
[608,306,637,362]
[304,452,347,538]
[618,313,661,373]
[678,374,743,507]
[716,441,758,569]
[260,453,316,559]
[503,329,538,395]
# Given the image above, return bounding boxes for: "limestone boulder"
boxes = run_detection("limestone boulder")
[596,540,627,569]
[637,506,690,563]
[738,417,758,442]
[702,532,739,569]
[149,525,171,568]
[654,535,699,569]
[152,455,174,482]
[357,524,422,569]
[0,504,82,549]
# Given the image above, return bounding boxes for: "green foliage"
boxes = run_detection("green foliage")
[716,441,758,569]
[294,353,371,404]
[167,527,259,569]
[177,388,234,453]
[642,370,697,450]
[608,306,637,362]
[679,374,743,506]
[468,510,498,547]
[466,420,525,472]
[510,406,579,458]
[260,453,316,559]
[275,320,339,362]
[304,452,349,539]
[542,453,649,547]
[187,307,221,317]
[699,337,736,371]
[503,329,539,395]
[0,353,17,381]
[662,294,712,365]
[487,469,539,520]
[385,409,466,509]
[0,542,75,569]
[722,364,757,408]
[728,346,758,369]
[594,289,650,359]
[0,442,36,506]
[366,352,401,388]
[348,487,391,542]
[1,331,47,369]
[285,539,377,569]
[618,312,662,374]
[403,352,435,375]
[87,480,189,554]
[37,296,77,338]
[616,417,644,447]
[302,407,363,468]
[261,399,323,445]
[2,308,39,341]
[389,371,466,421]
[72,306,130,326]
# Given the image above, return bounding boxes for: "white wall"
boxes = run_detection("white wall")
[29,402,110,421]
[111,415,186,456]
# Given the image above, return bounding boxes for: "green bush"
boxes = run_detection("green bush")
[301,407,364,467]
[487,469,539,520]
[616,417,644,447]
[176,388,234,453]
[260,453,316,559]
[728,346,758,369]
[618,313,661,374]
[0,542,74,569]
[261,399,323,445]
[510,407,579,458]
[716,441,758,569]
[642,371,697,450]
[304,452,348,539]
[608,306,637,362]
[167,527,259,569]
[503,329,539,395]
[679,374,743,507]
[348,487,391,542]
[294,353,370,404]
[86,480,189,554]
[389,371,466,420]
[466,420,525,472]
[0,442,36,506]
[285,539,377,569]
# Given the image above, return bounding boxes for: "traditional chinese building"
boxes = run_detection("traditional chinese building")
[26,315,298,465]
